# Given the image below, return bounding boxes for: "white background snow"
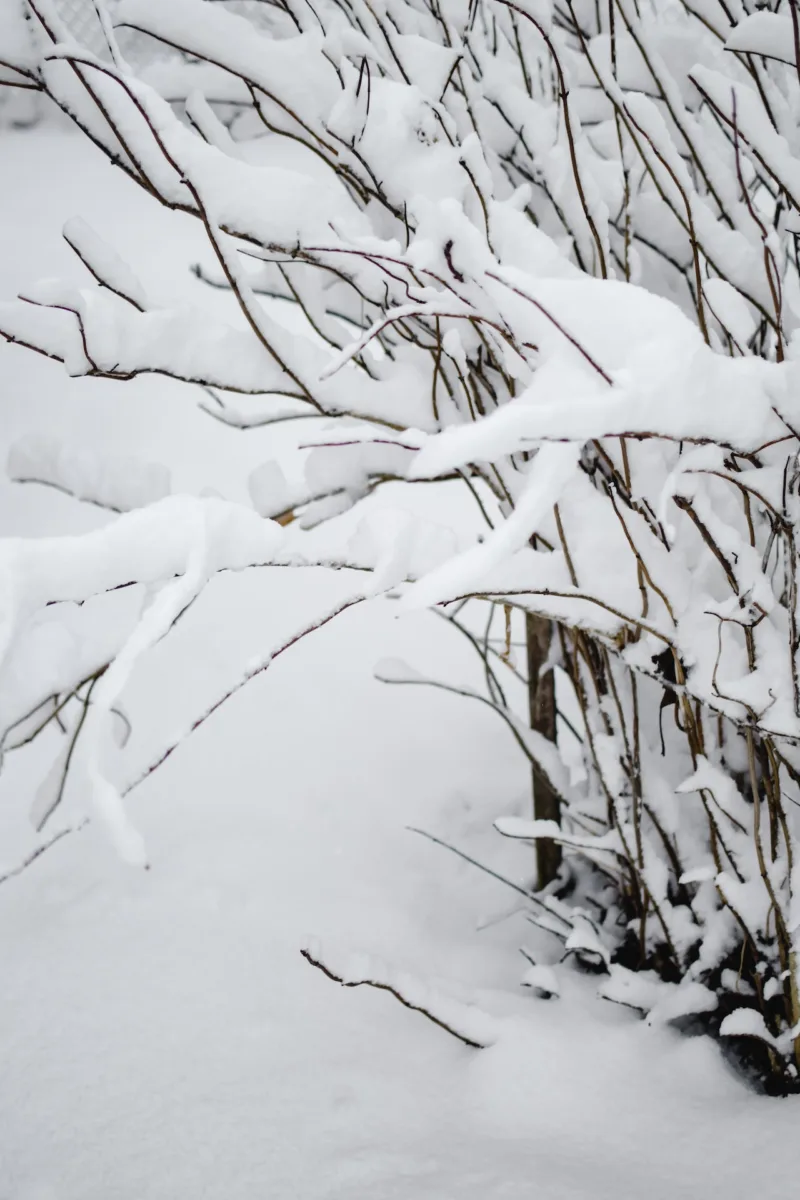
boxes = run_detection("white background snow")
[1,121,799,1200]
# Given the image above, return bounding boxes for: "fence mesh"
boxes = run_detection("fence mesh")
[53,0,108,55]
[53,0,162,68]
[2,2,276,127]
[53,0,276,60]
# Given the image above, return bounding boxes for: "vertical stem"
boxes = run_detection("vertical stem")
[790,0,800,90]
[525,612,561,886]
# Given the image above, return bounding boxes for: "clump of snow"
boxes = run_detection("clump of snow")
[521,962,560,999]
[62,217,148,312]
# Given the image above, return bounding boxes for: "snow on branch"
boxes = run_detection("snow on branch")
[300,940,499,1049]
[8,433,170,513]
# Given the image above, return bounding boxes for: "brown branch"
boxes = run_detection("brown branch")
[300,946,491,1048]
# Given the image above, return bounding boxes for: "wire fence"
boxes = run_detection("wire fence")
[1,1,275,127]
[54,0,109,55]
[53,0,275,59]
[53,0,160,68]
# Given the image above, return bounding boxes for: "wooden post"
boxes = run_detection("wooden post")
[525,612,561,887]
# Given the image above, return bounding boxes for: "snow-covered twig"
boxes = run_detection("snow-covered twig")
[300,941,499,1049]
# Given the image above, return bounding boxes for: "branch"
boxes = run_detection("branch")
[300,942,498,1048]
[0,821,87,888]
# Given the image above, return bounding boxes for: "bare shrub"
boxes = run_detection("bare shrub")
[5,0,800,1089]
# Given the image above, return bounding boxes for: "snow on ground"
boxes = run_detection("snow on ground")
[1,124,799,1200]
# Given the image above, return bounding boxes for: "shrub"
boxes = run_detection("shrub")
[4,0,800,1089]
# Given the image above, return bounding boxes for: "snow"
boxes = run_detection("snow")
[646,981,718,1026]
[8,432,170,512]
[520,961,560,998]
[405,440,581,607]
[301,937,502,1047]
[61,216,148,312]
[0,1,35,80]
[720,1008,780,1051]
[725,14,795,67]
[2,92,800,1200]
[702,278,756,350]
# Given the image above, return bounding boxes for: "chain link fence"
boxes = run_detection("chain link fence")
[54,0,164,68]
[2,2,273,127]
[53,0,275,59]
[54,0,110,56]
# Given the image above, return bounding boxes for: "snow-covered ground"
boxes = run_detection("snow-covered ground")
[1,124,799,1200]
